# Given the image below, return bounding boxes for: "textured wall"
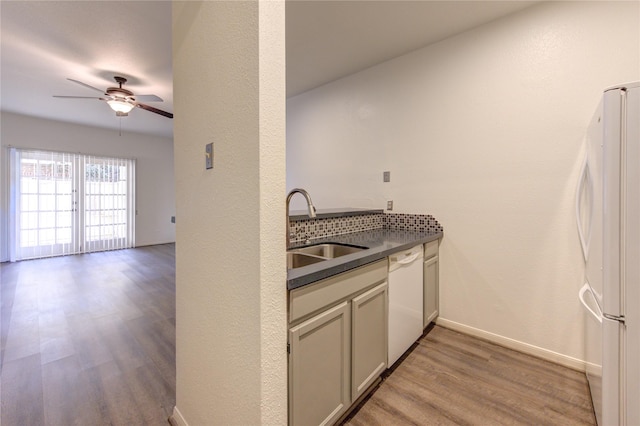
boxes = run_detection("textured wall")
[0,111,175,260]
[172,1,286,424]
[258,2,287,423]
[287,1,640,364]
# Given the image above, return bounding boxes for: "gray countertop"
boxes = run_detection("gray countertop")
[287,228,442,290]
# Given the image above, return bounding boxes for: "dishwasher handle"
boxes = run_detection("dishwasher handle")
[395,252,421,265]
[389,245,424,272]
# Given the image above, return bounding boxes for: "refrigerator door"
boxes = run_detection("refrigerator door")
[602,317,623,426]
[623,84,640,426]
[580,282,604,425]
[602,88,624,318]
[579,282,622,426]
[580,85,631,426]
[585,99,605,311]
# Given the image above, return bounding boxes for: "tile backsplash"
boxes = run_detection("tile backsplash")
[289,213,383,245]
[383,213,443,233]
[288,212,442,246]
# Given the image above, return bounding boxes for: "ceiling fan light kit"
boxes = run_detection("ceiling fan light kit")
[53,76,173,119]
[107,99,134,114]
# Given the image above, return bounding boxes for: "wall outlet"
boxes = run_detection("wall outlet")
[171,216,176,223]
[383,171,390,182]
[387,200,393,210]
[205,143,213,169]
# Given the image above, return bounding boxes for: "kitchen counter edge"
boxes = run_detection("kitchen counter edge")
[287,229,442,290]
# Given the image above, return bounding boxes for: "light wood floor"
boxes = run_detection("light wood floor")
[1,244,176,425]
[2,246,596,425]
[344,325,596,426]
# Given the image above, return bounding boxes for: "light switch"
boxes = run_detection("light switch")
[383,171,390,182]
[205,143,213,169]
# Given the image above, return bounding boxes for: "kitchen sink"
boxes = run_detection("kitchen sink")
[287,243,368,269]
[290,243,367,259]
[287,252,326,269]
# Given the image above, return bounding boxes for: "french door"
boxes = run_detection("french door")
[83,155,136,253]
[9,148,135,261]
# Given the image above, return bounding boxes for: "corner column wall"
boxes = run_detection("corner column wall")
[172,1,286,424]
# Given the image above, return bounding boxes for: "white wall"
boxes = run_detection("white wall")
[0,111,175,261]
[287,1,640,364]
[172,1,286,425]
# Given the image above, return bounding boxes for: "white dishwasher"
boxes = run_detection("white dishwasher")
[387,244,424,366]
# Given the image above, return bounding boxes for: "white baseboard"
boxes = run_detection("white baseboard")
[435,317,587,372]
[169,406,188,426]
[134,240,175,248]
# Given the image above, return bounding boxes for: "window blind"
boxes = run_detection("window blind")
[8,148,135,261]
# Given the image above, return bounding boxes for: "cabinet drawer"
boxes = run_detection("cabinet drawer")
[424,239,439,260]
[289,260,387,324]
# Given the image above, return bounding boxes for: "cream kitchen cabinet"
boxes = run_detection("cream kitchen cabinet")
[288,260,388,426]
[423,239,440,327]
[288,301,350,426]
[351,282,388,401]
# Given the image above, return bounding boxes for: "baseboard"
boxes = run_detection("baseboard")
[134,240,175,248]
[169,406,188,426]
[435,317,587,372]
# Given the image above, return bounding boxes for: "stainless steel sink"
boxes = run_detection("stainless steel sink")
[289,243,367,259]
[287,243,368,269]
[287,252,326,269]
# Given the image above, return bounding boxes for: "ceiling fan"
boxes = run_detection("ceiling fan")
[54,76,173,119]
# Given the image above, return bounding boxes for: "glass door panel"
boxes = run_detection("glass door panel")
[83,156,132,252]
[9,149,135,261]
[14,150,78,259]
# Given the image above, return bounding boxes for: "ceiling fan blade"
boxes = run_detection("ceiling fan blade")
[67,78,105,94]
[134,94,163,102]
[53,95,104,99]
[136,103,173,119]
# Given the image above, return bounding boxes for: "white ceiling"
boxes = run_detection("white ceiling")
[1,1,173,138]
[1,1,538,139]
[286,0,538,96]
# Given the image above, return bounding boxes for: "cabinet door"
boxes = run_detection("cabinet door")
[289,301,350,426]
[351,282,388,402]
[424,255,439,327]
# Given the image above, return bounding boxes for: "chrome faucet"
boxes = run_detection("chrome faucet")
[286,188,316,248]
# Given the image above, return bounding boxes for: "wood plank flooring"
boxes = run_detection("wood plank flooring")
[2,245,596,425]
[1,244,176,426]
[344,325,596,426]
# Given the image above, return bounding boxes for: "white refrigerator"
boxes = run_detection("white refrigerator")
[577,81,640,426]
